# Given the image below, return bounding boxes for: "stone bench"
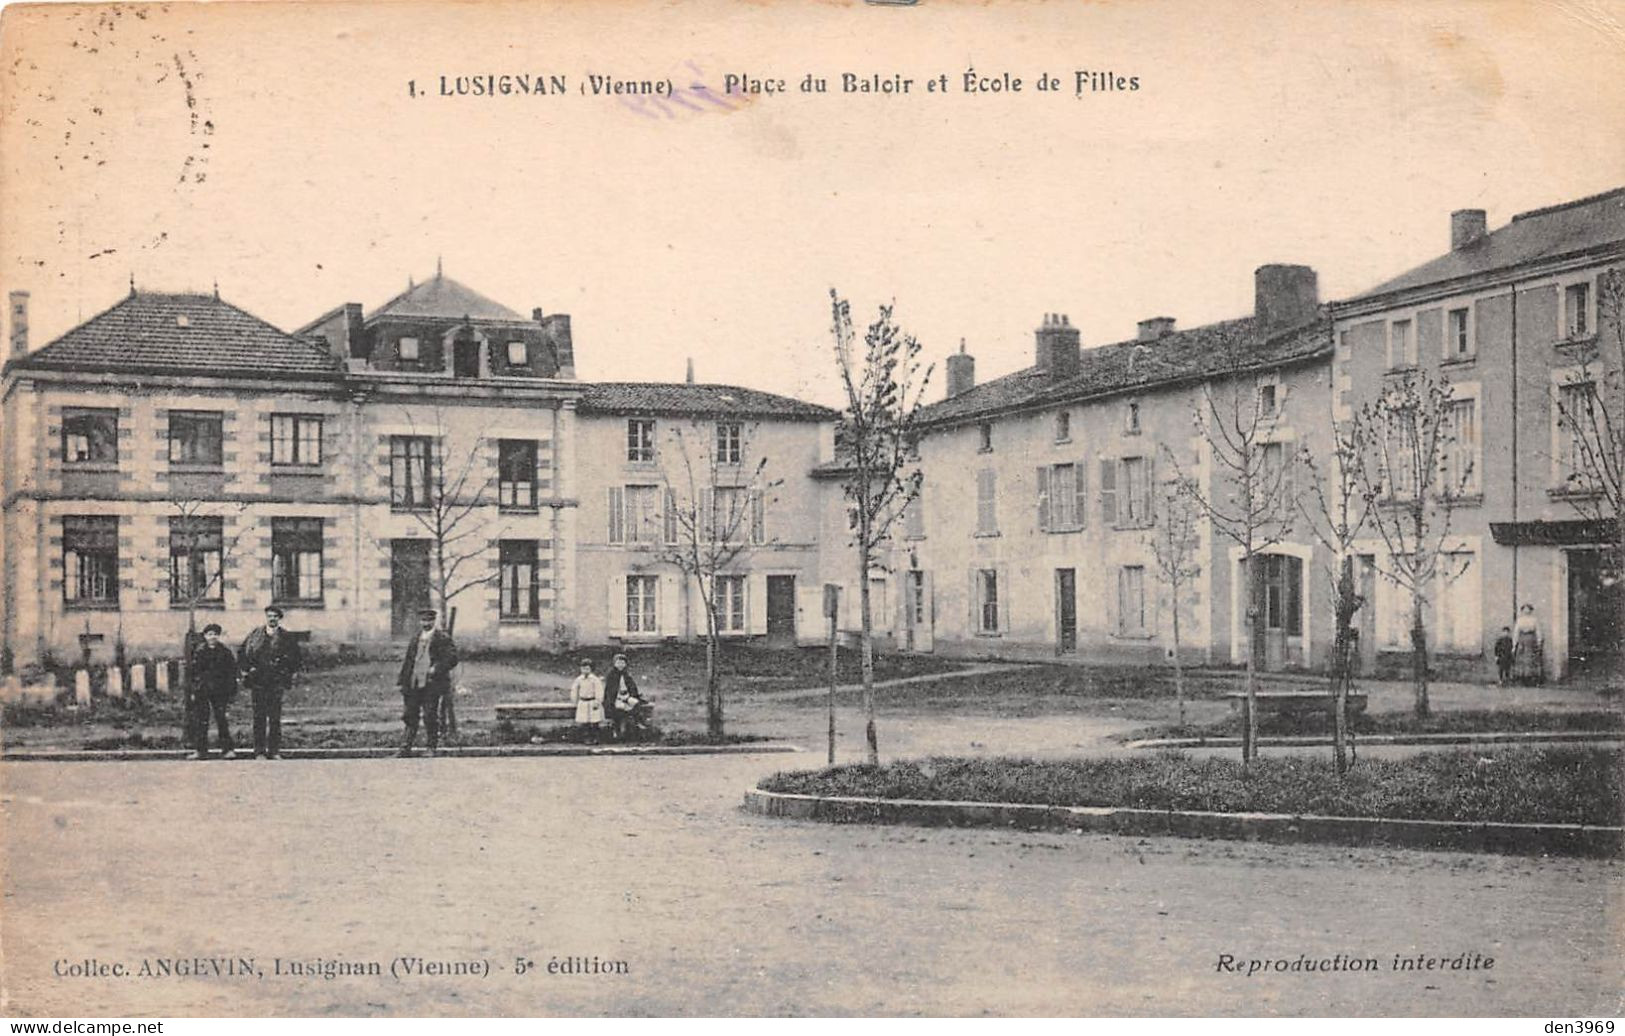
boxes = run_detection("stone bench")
[493,701,577,724]
[1224,689,1368,719]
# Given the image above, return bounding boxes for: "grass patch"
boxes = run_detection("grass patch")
[1126,708,1625,742]
[760,747,1624,827]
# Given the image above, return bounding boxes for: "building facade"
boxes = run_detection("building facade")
[1331,189,1624,680]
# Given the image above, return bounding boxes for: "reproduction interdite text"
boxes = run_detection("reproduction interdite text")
[1215,952,1496,976]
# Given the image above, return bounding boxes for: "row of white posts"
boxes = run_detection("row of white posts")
[1,661,176,707]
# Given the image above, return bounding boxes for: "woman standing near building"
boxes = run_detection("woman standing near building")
[1512,603,1544,686]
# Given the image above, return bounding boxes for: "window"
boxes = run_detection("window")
[1434,551,1479,652]
[506,341,528,365]
[977,422,993,452]
[1260,441,1286,489]
[1447,308,1472,358]
[1384,411,1419,498]
[975,469,997,535]
[1557,381,1598,487]
[62,516,118,606]
[903,492,926,539]
[271,415,323,466]
[1054,410,1071,442]
[709,486,763,543]
[625,575,658,634]
[169,516,223,605]
[715,574,746,633]
[716,422,742,465]
[167,411,223,466]
[1125,401,1141,434]
[1121,456,1149,526]
[499,540,539,620]
[1259,554,1303,635]
[1389,319,1416,369]
[976,569,999,633]
[1258,384,1277,418]
[398,336,420,361]
[271,518,323,604]
[498,440,539,510]
[627,419,655,463]
[1445,398,1478,494]
[1038,462,1085,531]
[1117,565,1146,635]
[62,409,118,465]
[390,437,433,509]
[608,485,660,544]
[1564,282,1590,338]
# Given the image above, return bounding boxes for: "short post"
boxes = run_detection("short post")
[75,669,92,707]
[107,666,125,699]
[155,661,171,695]
[825,583,840,767]
[1,674,19,704]
[129,663,147,696]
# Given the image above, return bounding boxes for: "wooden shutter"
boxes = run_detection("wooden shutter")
[608,574,627,637]
[1145,455,1157,524]
[607,486,624,544]
[663,488,679,544]
[1100,459,1117,527]
[997,566,1011,633]
[969,569,980,633]
[1075,459,1089,529]
[751,489,766,544]
[1035,466,1051,532]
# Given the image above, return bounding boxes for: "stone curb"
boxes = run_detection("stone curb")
[1,742,802,763]
[741,787,1624,858]
[1124,730,1625,750]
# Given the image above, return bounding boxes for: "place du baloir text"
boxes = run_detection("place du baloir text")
[724,70,1140,96]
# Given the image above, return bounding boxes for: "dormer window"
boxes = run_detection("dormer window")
[1125,400,1141,435]
[977,421,993,452]
[1563,282,1591,339]
[1054,410,1071,443]
[1259,384,1278,418]
[627,419,656,463]
[398,337,420,361]
[506,341,528,365]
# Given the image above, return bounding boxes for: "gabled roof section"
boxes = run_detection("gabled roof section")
[579,382,836,420]
[1344,187,1625,303]
[919,315,1330,427]
[8,291,342,378]
[367,274,525,322]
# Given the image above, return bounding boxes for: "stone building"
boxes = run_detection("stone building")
[0,273,582,666]
[891,265,1338,668]
[1331,188,1624,679]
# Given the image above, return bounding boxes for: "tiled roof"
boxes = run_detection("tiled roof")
[579,382,836,420]
[1344,187,1625,303]
[919,315,1331,427]
[367,275,525,322]
[9,292,341,378]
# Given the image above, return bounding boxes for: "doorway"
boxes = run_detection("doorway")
[766,575,796,645]
[1568,548,1622,673]
[1055,568,1077,653]
[391,539,432,636]
[453,339,481,378]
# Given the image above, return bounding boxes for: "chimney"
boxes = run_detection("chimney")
[542,313,574,378]
[343,302,368,360]
[9,290,29,359]
[1035,313,1081,380]
[1253,265,1319,334]
[1451,209,1487,251]
[945,338,975,398]
[1137,316,1175,342]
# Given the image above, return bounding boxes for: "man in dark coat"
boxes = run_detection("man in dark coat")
[189,623,239,760]
[240,605,302,759]
[397,607,458,756]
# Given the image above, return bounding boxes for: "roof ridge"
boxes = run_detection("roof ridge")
[1511,186,1625,223]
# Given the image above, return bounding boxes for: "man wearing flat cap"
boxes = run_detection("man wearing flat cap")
[397,607,458,756]
[240,605,302,759]
[188,623,239,760]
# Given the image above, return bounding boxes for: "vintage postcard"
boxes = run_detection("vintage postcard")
[1,0,1621,1020]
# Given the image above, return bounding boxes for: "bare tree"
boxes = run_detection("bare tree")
[1296,424,1375,773]
[653,419,778,738]
[1149,467,1202,728]
[1551,265,1624,684]
[1350,370,1472,718]
[829,289,933,766]
[162,497,248,744]
[1171,366,1298,764]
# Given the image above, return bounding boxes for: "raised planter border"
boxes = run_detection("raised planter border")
[742,787,1624,858]
[1125,730,1625,750]
[1,742,802,763]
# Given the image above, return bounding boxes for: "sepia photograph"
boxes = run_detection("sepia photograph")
[0,0,1621,1020]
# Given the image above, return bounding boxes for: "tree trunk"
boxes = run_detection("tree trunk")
[705,619,723,738]
[1242,556,1262,765]
[1331,555,1355,775]
[858,552,879,766]
[1171,597,1186,729]
[1410,593,1430,718]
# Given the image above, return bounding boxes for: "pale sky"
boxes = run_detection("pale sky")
[3,0,1623,408]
